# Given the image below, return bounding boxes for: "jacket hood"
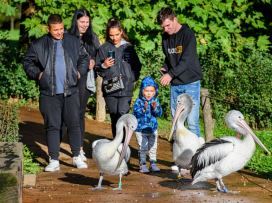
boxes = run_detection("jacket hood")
[139,76,159,100]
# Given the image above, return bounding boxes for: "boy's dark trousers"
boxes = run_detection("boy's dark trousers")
[39,92,81,160]
[104,96,131,141]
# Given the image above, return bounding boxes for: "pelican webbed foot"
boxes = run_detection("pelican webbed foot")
[213,178,240,193]
[111,186,122,190]
[89,186,107,190]
[89,172,106,190]
[111,181,122,190]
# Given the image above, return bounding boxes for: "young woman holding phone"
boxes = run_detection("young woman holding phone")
[95,17,142,140]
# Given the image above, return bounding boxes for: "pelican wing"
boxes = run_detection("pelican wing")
[92,139,110,149]
[117,143,131,163]
[190,138,234,178]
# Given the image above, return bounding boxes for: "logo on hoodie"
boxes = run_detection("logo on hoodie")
[168,46,182,54]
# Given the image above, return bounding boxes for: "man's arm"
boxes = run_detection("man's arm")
[23,43,42,81]
[77,42,90,76]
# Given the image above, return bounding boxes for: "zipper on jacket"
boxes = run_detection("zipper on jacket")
[60,40,67,97]
[52,42,55,96]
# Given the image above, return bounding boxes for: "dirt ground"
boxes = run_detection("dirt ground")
[19,106,272,203]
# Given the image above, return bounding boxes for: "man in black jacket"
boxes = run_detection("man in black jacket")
[23,14,89,171]
[157,7,203,170]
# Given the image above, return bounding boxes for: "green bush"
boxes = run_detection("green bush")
[0,31,39,102]
[23,144,42,174]
[245,131,272,179]
[199,43,272,129]
[0,101,21,142]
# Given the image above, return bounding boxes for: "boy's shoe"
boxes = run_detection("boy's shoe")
[45,157,60,172]
[73,155,88,169]
[79,150,87,162]
[170,165,179,171]
[150,163,160,172]
[139,164,150,173]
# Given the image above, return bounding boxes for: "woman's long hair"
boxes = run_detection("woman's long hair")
[67,9,97,54]
[106,17,129,42]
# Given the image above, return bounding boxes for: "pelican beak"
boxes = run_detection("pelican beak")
[168,103,185,141]
[237,120,271,155]
[117,127,133,169]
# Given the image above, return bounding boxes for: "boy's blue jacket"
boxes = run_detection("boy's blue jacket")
[133,76,163,133]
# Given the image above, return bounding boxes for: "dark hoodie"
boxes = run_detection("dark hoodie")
[133,76,163,133]
[162,24,203,85]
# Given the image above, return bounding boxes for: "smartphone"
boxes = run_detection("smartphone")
[108,51,115,59]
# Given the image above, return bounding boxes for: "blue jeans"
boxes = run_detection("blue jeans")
[170,80,201,137]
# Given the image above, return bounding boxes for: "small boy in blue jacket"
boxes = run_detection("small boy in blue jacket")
[133,76,163,173]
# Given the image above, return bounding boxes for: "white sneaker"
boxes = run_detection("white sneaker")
[170,165,179,171]
[150,164,160,172]
[73,155,88,169]
[45,157,60,172]
[139,164,149,173]
[80,150,87,162]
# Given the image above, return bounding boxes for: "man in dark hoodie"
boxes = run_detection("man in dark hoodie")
[157,7,203,170]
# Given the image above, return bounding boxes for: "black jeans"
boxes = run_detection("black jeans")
[104,96,132,140]
[39,92,81,160]
[61,73,94,147]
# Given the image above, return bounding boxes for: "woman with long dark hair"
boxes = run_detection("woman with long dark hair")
[95,17,142,139]
[64,9,100,161]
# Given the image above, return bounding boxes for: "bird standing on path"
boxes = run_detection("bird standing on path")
[190,110,271,193]
[169,93,205,181]
[89,114,137,190]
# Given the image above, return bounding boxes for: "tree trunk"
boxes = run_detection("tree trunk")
[10,16,14,30]
[200,89,215,142]
[95,76,105,122]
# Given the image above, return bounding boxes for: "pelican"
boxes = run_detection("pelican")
[190,110,271,193]
[89,114,137,190]
[169,93,205,181]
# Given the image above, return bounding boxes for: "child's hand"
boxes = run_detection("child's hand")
[152,101,157,111]
[143,101,148,112]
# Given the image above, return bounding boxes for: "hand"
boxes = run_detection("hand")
[160,68,166,71]
[77,71,81,79]
[89,59,95,70]
[160,73,172,86]
[39,72,43,80]
[152,101,157,111]
[103,57,115,68]
[143,101,148,112]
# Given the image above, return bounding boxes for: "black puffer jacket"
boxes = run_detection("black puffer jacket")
[95,40,142,97]
[23,33,89,97]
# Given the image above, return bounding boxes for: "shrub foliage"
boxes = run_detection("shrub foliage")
[0,101,20,142]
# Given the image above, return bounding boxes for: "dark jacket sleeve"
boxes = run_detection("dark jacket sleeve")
[23,43,42,81]
[131,46,142,81]
[162,58,169,72]
[77,42,90,76]
[168,31,195,78]
[95,46,109,77]
[86,33,100,61]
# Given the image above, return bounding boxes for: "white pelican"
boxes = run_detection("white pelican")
[89,114,137,190]
[190,110,271,193]
[169,93,205,181]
